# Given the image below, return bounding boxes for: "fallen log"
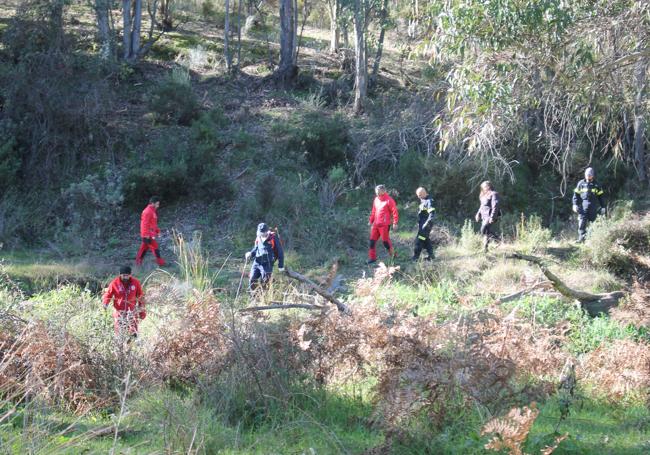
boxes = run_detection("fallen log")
[239,302,327,313]
[496,281,552,304]
[507,253,625,316]
[282,267,350,314]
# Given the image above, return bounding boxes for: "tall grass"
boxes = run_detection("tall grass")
[173,230,223,293]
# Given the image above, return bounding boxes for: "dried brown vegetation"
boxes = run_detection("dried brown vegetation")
[0,322,111,413]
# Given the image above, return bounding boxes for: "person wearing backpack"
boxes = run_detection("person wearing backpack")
[475,181,501,252]
[245,223,285,291]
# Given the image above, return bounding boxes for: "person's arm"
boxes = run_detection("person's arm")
[102,283,114,309]
[390,197,399,226]
[489,192,500,221]
[572,183,580,210]
[369,199,376,225]
[275,240,285,270]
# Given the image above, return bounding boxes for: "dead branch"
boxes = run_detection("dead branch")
[283,267,350,314]
[496,281,552,304]
[507,253,625,316]
[239,302,328,313]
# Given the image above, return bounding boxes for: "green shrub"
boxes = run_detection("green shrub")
[515,213,551,253]
[190,108,227,148]
[567,313,644,354]
[62,167,124,240]
[149,67,199,125]
[282,111,351,174]
[124,161,189,207]
[201,0,219,20]
[458,219,483,253]
[581,205,650,274]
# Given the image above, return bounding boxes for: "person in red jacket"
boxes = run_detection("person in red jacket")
[367,185,399,264]
[102,266,146,339]
[135,196,166,266]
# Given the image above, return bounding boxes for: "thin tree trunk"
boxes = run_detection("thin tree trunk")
[95,0,113,60]
[327,0,339,53]
[292,0,298,62]
[370,0,388,83]
[352,0,367,115]
[275,0,297,83]
[122,0,132,59]
[131,0,142,60]
[236,0,243,68]
[224,0,232,70]
[633,57,649,184]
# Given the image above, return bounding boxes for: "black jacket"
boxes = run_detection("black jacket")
[572,179,605,218]
[417,198,436,231]
[476,191,501,223]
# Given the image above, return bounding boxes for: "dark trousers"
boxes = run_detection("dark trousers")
[413,229,433,260]
[577,212,597,241]
[480,221,499,249]
[249,261,273,291]
[136,238,165,265]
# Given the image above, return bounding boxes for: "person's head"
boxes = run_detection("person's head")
[375,184,387,196]
[415,187,428,199]
[480,181,493,197]
[149,196,160,209]
[584,167,595,182]
[257,222,270,240]
[119,265,132,282]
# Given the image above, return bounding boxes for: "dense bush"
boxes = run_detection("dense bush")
[149,67,200,126]
[279,111,351,174]
[124,161,189,207]
[62,167,124,240]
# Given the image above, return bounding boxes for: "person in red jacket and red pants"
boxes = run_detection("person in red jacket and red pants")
[368,185,399,264]
[135,196,166,266]
[102,266,146,339]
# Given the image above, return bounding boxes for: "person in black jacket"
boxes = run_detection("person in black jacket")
[245,223,285,291]
[475,181,501,252]
[412,187,436,261]
[572,167,606,242]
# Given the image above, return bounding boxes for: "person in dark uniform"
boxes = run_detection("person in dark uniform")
[475,181,501,252]
[245,223,285,291]
[412,187,435,261]
[572,167,606,242]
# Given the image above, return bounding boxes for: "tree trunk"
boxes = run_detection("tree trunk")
[131,0,142,59]
[224,0,232,70]
[122,0,132,60]
[274,0,298,83]
[370,0,388,83]
[633,57,649,184]
[95,0,113,60]
[236,0,243,68]
[327,0,339,53]
[352,0,367,115]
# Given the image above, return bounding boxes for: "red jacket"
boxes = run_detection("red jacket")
[103,277,145,314]
[140,204,160,238]
[369,194,399,226]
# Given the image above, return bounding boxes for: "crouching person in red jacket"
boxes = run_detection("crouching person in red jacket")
[103,266,146,340]
[368,185,399,264]
[135,196,166,266]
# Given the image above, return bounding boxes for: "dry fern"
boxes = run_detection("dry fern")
[482,403,539,455]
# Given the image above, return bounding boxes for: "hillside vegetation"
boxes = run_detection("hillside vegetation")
[1,0,650,454]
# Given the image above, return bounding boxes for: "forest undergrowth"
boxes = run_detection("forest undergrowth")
[1,211,650,454]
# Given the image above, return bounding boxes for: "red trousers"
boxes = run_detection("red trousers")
[135,238,165,265]
[368,224,394,260]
